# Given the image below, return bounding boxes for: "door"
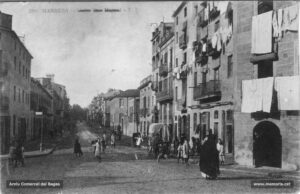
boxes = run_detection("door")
[253,121,282,168]
[0,116,10,154]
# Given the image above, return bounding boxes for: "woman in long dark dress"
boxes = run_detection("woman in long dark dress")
[74,138,83,157]
[199,129,219,180]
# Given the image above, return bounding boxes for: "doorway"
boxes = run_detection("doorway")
[253,121,282,168]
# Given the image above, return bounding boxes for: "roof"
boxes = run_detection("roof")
[115,89,139,98]
[31,78,53,99]
[172,2,187,17]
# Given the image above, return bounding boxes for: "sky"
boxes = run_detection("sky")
[1,2,180,108]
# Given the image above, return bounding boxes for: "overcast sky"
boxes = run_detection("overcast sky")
[1,2,180,108]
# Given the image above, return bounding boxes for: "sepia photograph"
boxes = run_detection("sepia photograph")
[0,0,299,193]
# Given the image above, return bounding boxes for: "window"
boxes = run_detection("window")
[183,52,187,64]
[18,88,21,102]
[215,20,220,32]
[13,115,16,136]
[148,96,150,108]
[19,62,21,74]
[227,55,233,78]
[169,48,173,68]
[202,72,207,84]
[193,113,197,132]
[176,58,178,67]
[214,110,218,119]
[14,41,17,50]
[23,66,25,77]
[152,96,154,106]
[14,57,17,70]
[226,125,233,153]
[22,90,24,103]
[176,16,178,25]
[119,99,122,107]
[194,72,197,86]
[176,32,178,43]
[258,1,273,15]
[175,86,178,100]
[214,122,219,138]
[14,86,16,101]
[257,61,273,78]
[184,7,187,17]
[164,52,168,65]
[214,68,219,81]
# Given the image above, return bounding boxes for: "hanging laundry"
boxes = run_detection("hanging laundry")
[211,33,218,49]
[283,4,298,32]
[202,43,207,52]
[241,79,259,113]
[216,31,222,51]
[204,7,209,21]
[275,76,300,110]
[217,1,229,15]
[277,9,283,39]
[261,77,274,113]
[272,10,279,38]
[251,11,273,54]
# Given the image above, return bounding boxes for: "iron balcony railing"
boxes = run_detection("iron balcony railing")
[156,77,173,102]
[193,80,221,100]
[179,34,187,50]
[159,64,168,77]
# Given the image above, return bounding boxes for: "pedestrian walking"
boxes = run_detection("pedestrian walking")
[92,139,101,162]
[14,141,24,167]
[199,129,220,180]
[111,133,116,148]
[177,141,183,163]
[100,136,106,153]
[74,138,83,157]
[8,141,16,166]
[173,137,179,155]
[136,135,143,148]
[182,139,190,166]
[217,138,225,165]
[117,125,122,140]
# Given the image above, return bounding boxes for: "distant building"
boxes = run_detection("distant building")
[138,75,157,136]
[109,89,139,135]
[30,78,53,140]
[0,12,33,153]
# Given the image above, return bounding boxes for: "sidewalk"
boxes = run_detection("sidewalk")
[0,146,56,160]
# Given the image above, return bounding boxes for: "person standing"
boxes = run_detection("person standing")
[74,138,83,157]
[100,136,106,153]
[136,135,143,148]
[111,133,116,148]
[177,141,183,163]
[199,129,219,180]
[93,139,101,162]
[217,138,225,165]
[182,139,190,166]
[173,137,179,155]
[8,141,16,166]
[14,141,24,167]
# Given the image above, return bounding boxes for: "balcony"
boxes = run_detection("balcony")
[159,65,168,77]
[0,96,9,111]
[140,108,149,118]
[193,80,221,101]
[156,78,173,102]
[179,34,187,50]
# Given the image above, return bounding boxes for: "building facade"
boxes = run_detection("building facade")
[138,75,157,136]
[0,12,33,153]
[30,78,53,140]
[109,89,139,135]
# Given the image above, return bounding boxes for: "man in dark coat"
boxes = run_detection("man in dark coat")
[74,138,83,157]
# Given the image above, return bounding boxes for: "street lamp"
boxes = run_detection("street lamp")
[35,111,43,151]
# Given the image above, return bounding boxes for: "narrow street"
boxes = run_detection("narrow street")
[1,122,299,194]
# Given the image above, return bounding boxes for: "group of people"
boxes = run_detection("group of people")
[8,140,25,167]
[74,131,117,162]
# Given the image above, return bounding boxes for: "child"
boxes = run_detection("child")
[177,141,183,163]
[217,138,225,165]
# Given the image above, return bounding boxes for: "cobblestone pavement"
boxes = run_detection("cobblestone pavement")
[1,122,299,194]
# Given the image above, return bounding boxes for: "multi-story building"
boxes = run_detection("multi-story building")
[30,78,53,140]
[109,89,139,135]
[36,75,68,135]
[0,12,33,153]
[234,1,299,169]
[155,23,175,139]
[138,75,157,136]
[128,96,140,136]
[102,89,121,127]
[171,1,299,169]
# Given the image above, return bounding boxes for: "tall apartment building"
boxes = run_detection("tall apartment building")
[234,1,299,169]
[171,1,299,169]
[0,12,33,153]
[138,75,156,135]
[30,78,53,140]
[156,23,175,138]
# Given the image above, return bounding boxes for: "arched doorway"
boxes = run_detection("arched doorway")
[253,121,282,168]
